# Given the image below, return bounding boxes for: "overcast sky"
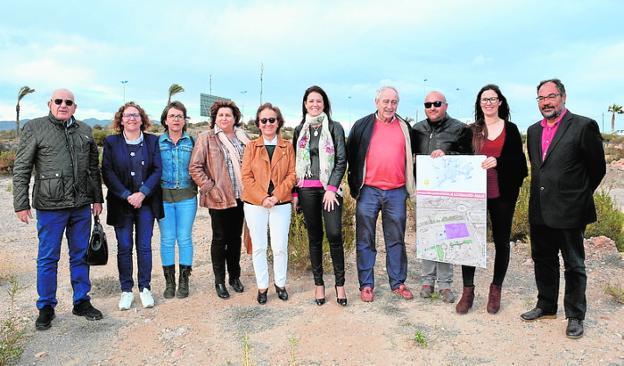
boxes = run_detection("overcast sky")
[1,0,623,131]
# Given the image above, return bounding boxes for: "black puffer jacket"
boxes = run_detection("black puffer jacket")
[412,114,473,155]
[13,113,104,211]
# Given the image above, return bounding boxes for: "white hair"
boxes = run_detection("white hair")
[375,86,400,102]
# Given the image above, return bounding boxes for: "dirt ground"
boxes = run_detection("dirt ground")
[1,167,624,366]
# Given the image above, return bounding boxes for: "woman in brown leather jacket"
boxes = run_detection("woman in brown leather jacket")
[241,103,296,305]
[189,100,250,300]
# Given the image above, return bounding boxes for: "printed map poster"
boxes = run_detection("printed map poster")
[415,155,487,268]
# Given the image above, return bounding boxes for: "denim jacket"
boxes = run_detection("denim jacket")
[159,132,195,189]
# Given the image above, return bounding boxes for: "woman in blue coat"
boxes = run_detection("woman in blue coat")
[102,102,164,311]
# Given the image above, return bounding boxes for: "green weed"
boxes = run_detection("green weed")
[0,276,25,365]
[605,283,624,303]
[413,330,428,348]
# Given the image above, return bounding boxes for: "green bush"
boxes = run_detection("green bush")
[92,129,110,147]
[0,150,16,175]
[586,190,624,251]
[513,179,624,251]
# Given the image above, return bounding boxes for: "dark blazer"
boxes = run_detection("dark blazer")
[476,121,528,203]
[527,111,606,228]
[102,133,164,227]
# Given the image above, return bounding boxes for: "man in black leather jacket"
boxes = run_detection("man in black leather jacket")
[413,91,472,303]
[13,88,104,330]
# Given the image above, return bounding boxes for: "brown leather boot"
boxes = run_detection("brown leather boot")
[487,283,501,314]
[455,286,475,314]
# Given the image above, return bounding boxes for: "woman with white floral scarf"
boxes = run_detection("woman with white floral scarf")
[292,86,348,306]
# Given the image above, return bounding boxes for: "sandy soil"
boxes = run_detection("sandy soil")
[1,169,623,365]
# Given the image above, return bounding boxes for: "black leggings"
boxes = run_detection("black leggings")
[299,188,345,286]
[209,200,244,284]
[462,197,516,287]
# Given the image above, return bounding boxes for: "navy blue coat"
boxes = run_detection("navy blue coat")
[102,133,164,227]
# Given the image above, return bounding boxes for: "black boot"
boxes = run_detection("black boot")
[177,265,192,298]
[163,265,176,299]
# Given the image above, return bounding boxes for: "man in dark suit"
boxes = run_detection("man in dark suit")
[521,79,606,339]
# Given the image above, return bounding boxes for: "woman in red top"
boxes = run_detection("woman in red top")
[456,84,528,315]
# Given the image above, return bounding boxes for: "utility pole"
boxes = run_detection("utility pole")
[121,80,128,103]
[260,62,264,105]
[209,74,212,96]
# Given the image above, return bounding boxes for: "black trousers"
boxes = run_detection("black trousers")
[209,200,244,284]
[462,197,515,287]
[299,188,345,286]
[530,224,587,320]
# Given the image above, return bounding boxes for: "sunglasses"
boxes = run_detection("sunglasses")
[259,117,277,124]
[424,101,444,109]
[53,99,74,106]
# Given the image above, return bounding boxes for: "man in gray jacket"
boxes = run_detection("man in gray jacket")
[13,88,104,330]
[412,91,472,303]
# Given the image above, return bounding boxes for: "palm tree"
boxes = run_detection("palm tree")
[16,86,35,141]
[608,104,623,133]
[167,83,184,104]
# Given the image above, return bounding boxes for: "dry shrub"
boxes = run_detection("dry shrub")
[511,178,531,241]
[288,182,356,272]
[0,150,16,175]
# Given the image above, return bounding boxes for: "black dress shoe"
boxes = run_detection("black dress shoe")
[335,285,348,307]
[520,307,557,321]
[275,284,289,301]
[215,283,230,299]
[72,300,103,321]
[257,290,268,305]
[229,278,245,293]
[35,305,55,330]
[566,318,584,339]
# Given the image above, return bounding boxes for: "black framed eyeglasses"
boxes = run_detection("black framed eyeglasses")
[424,101,444,109]
[480,97,499,104]
[260,117,277,124]
[53,99,74,106]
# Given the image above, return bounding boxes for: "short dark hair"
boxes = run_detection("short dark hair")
[537,78,566,96]
[255,102,285,133]
[301,85,332,122]
[160,101,188,132]
[210,100,242,129]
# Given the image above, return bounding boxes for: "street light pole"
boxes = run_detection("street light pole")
[121,80,128,103]
[240,90,247,120]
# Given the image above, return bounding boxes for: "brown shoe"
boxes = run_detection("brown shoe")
[440,289,456,303]
[419,284,434,298]
[487,283,502,314]
[455,286,474,314]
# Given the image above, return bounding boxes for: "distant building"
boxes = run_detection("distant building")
[200,93,231,117]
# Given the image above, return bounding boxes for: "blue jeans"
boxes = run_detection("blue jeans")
[114,206,155,292]
[36,206,92,309]
[356,185,408,290]
[158,197,197,266]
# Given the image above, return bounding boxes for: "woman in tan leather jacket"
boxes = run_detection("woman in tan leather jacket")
[189,100,250,300]
[241,103,296,305]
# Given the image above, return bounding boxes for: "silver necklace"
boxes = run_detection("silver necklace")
[311,125,321,136]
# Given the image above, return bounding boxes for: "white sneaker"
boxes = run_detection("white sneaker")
[119,292,134,311]
[139,288,155,308]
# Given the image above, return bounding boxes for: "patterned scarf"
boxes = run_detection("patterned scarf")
[214,125,250,189]
[295,112,336,191]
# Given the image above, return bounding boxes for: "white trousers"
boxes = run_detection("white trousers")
[243,203,291,289]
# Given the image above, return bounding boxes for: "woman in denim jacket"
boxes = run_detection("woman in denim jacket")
[158,101,197,299]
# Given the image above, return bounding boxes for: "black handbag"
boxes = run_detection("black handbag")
[87,215,108,265]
